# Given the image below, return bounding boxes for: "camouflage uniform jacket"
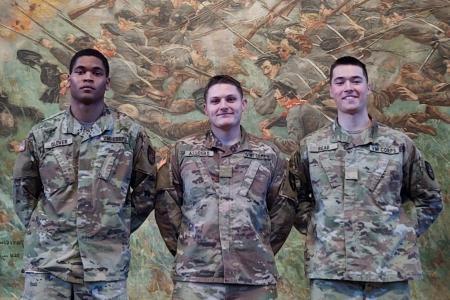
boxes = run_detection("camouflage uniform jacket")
[156,128,296,285]
[13,106,156,283]
[289,119,443,282]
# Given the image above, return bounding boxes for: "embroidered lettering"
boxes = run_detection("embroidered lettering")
[44,138,73,149]
[369,144,399,154]
[100,136,128,143]
[183,150,214,157]
[244,152,271,160]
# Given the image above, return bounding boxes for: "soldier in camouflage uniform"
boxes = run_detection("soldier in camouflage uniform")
[156,75,296,299]
[289,56,443,299]
[13,49,156,299]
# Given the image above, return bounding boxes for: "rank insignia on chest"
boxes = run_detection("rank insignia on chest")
[345,167,359,180]
[44,138,73,149]
[101,136,128,143]
[183,150,214,157]
[219,165,233,178]
[244,151,271,160]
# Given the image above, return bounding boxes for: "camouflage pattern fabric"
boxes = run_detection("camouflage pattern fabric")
[22,272,128,300]
[13,106,156,283]
[156,128,296,286]
[172,281,277,300]
[310,279,410,300]
[289,119,443,282]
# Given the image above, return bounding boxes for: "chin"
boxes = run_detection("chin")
[214,122,236,130]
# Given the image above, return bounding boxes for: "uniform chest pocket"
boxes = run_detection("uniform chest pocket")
[96,137,132,182]
[365,156,402,197]
[308,150,343,190]
[39,139,75,194]
[308,142,342,190]
[239,160,271,201]
[180,158,215,203]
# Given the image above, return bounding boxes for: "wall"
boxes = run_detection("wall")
[0,0,448,299]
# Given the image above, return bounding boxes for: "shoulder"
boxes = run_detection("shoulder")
[109,107,142,129]
[29,110,65,140]
[246,132,281,157]
[302,123,333,144]
[173,133,207,156]
[375,122,415,147]
[177,132,206,146]
[107,107,148,143]
[32,110,65,130]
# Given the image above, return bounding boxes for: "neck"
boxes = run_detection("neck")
[70,100,105,123]
[337,110,371,132]
[211,125,241,146]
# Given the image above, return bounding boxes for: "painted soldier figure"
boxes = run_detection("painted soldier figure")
[156,75,296,299]
[13,49,156,299]
[289,56,443,299]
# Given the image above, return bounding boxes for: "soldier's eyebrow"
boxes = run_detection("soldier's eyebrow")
[333,75,364,82]
[210,94,237,100]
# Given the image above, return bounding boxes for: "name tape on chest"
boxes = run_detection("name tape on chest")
[244,152,271,160]
[309,143,338,152]
[369,144,400,154]
[183,150,214,157]
[100,136,128,143]
[44,138,73,149]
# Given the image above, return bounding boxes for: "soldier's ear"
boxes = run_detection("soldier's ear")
[106,77,111,90]
[242,97,248,111]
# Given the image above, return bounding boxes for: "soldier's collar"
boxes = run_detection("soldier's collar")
[332,116,378,145]
[62,106,114,135]
[204,126,250,153]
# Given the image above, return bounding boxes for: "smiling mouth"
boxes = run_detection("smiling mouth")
[342,96,358,100]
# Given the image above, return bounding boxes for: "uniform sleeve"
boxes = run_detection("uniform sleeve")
[266,154,297,255]
[12,133,42,227]
[403,143,443,237]
[288,142,315,235]
[155,144,183,256]
[130,129,157,233]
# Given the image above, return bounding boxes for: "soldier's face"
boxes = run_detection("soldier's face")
[204,83,247,132]
[330,64,370,115]
[69,56,110,105]
[261,60,279,79]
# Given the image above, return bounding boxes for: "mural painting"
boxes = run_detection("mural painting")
[0,0,448,299]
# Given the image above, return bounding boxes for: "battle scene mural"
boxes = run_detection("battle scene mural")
[0,0,449,299]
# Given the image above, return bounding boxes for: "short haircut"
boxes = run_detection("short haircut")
[255,54,281,67]
[204,75,243,101]
[330,56,368,82]
[69,48,110,76]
